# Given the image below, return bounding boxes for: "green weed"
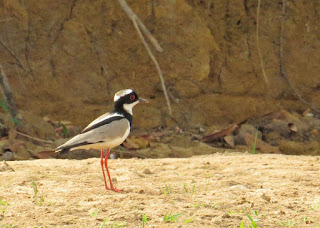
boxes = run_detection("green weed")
[193,203,206,208]
[163,213,184,222]
[211,202,221,209]
[30,174,44,206]
[141,214,149,227]
[100,218,108,228]
[0,199,8,215]
[90,210,99,217]
[301,216,311,224]
[184,217,193,223]
[250,130,258,154]
[279,219,297,227]
[183,183,195,195]
[228,211,235,216]
[0,100,20,125]
[60,123,68,138]
[0,225,17,228]
[246,214,258,228]
[109,221,126,228]
[163,183,172,196]
[99,218,126,228]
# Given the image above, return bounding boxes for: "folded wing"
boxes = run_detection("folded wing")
[56,114,130,153]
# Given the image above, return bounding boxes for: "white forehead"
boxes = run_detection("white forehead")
[114,89,133,101]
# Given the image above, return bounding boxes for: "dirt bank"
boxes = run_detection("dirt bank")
[0,0,319,129]
[1,152,320,227]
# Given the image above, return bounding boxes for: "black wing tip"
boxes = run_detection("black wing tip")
[55,146,71,155]
[55,141,92,155]
[58,148,71,155]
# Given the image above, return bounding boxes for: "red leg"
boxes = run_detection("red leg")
[104,149,123,192]
[100,149,110,190]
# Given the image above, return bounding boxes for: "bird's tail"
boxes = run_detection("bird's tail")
[55,141,90,155]
[55,144,73,155]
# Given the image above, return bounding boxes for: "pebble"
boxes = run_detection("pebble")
[142,168,152,174]
[111,177,117,183]
[2,151,14,161]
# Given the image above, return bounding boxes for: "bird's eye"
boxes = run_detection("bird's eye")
[130,95,135,100]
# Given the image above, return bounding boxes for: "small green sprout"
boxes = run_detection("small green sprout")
[163,213,184,222]
[141,214,149,227]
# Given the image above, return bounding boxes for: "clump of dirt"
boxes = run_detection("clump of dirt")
[1,153,320,227]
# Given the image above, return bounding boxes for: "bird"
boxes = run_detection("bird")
[55,89,148,192]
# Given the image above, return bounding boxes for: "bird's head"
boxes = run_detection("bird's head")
[113,89,148,115]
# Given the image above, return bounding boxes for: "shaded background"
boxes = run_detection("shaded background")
[0,0,319,159]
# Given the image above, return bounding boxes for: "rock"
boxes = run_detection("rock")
[123,136,149,150]
[264,132,282,146]
[234,124,262,145]
[142,168,152,174]
[224,135,235,147]
[261,193,271,202]
[111,177,117,184]
[110,153,117,159]
[13,145,30,160]
[264,119,291,137]
[244,133,280,154]
[288,123,298,132]
[2,151,14,161]
[0,140,10,154]
[302,116,320,132]
[280,110,301,123]
[9,140,25,153]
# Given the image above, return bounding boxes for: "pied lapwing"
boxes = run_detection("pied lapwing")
[55,89,148,192]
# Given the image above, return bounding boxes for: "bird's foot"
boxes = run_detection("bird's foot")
[110,187,123,192]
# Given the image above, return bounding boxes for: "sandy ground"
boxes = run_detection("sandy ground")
[1,152,320,228]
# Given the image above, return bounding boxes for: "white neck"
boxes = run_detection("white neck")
[123,101,139,115]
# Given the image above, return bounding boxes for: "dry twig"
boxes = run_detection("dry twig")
[11,129,54,144]
[0,40,27,72]
[117,0,162,52]
[0,64,19,121]
[279,0,320,113]
[117,0,172,116]
[256,0,269,84]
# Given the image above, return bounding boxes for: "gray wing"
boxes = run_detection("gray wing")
[56,118,130,151]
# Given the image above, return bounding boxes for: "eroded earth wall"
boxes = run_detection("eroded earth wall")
[0,0,319,129]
